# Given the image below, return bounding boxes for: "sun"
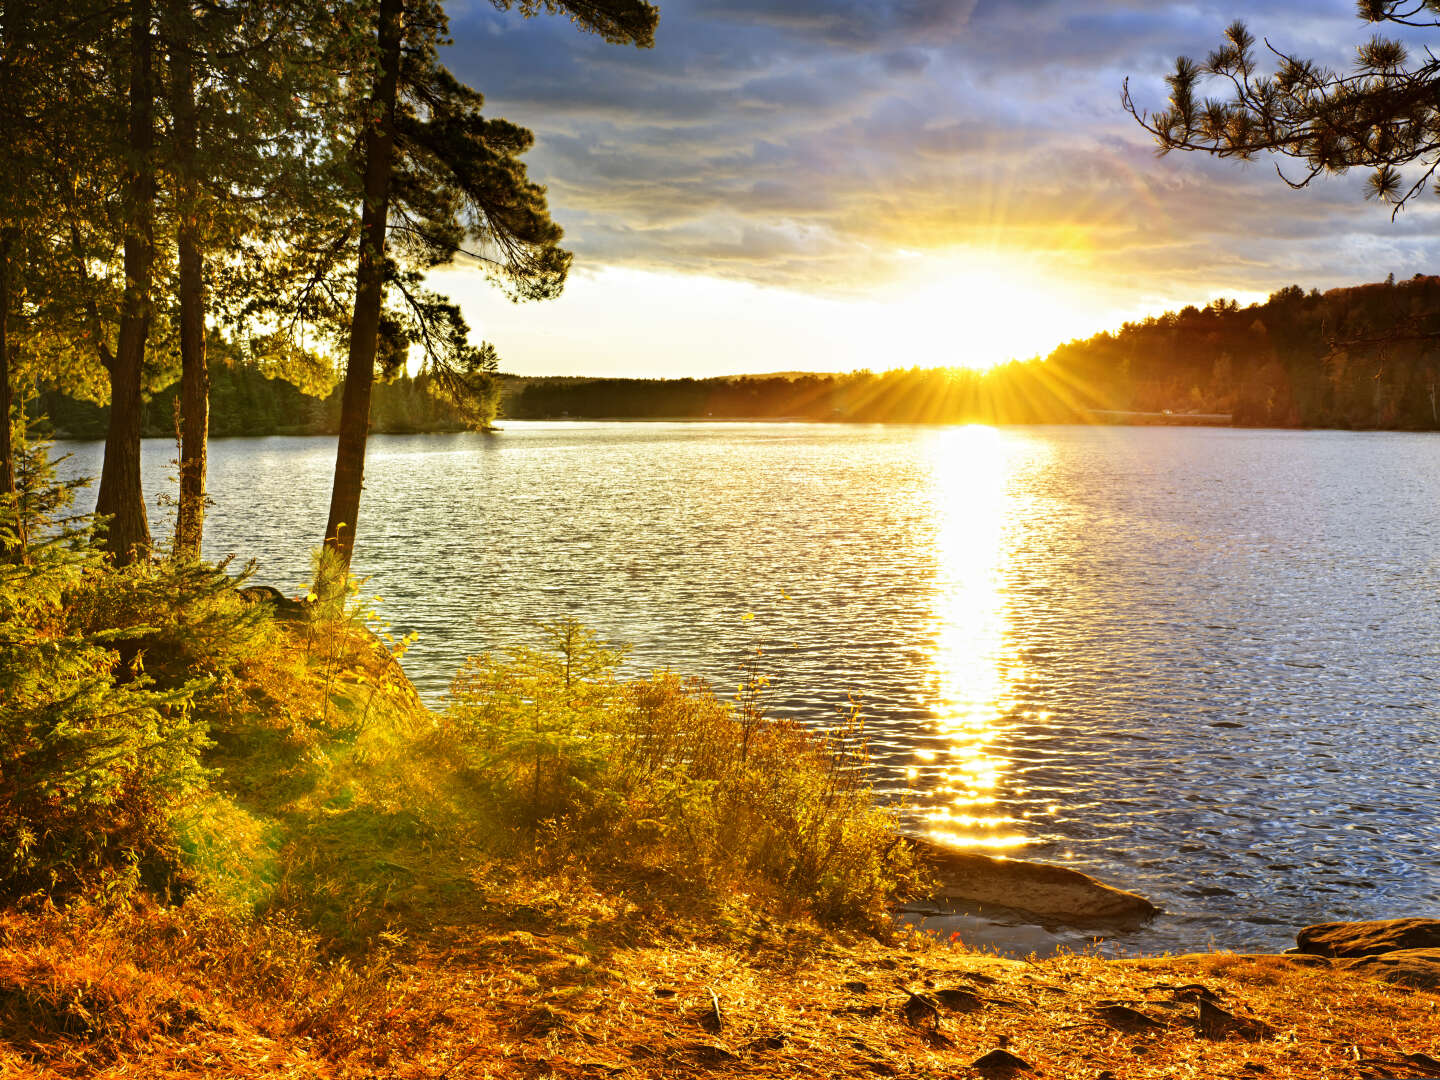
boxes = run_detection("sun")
[867,253,1102,371]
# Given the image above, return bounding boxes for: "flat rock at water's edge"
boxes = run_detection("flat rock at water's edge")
[1339,948,1440,991]
[1295,918,1440,958]
[909,837,1157,925]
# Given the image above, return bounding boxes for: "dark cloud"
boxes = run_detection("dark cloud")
[439,0,1440,302]
[881,49,930,76]
[690,0,978,48]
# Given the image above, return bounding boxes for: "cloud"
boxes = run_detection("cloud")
[438,0,1440,307]
[691,0,979,48]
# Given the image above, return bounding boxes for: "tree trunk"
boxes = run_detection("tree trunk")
[170,2,206,562]
[96,0,155,565]
[0,228,17,562]
[321,0,403,582]
[0,0,20,559]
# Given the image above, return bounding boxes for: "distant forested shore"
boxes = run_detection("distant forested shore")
[35,367,480,440]
[35,274,1440,435]
[505,274,1440,428]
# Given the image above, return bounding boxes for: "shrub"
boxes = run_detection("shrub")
[444,619,626,824]
[0,429,420,904]
[440,620,927,927]
[0,895,401,1067]
[0,436,209,900]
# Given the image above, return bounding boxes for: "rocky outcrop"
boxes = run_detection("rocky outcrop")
[1339,949,1440,991]
[1290,919,1440,993]
[1295,918,1440,958]
[909,837,1158,926]
[237,584,313,619]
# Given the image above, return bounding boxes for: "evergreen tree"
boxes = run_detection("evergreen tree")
[0,2,122,556]
[166,0,207,560]
[321,0,658,579]
[91,0,161,566]
[159,0,356,560]
[0,0,27,546]
[1124,4,1440,212]
[10,0,357,563]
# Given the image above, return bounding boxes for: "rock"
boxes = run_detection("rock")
[1401,1053,1440,1076]
[1296,919,1440,958]
[1088,1004,1165,1032]
[901,991,941,1027]
[910,837,1158,925]
[698,989,724,1033]
[934,987,986,1012]
[1194,998,1274,1042]
[953,967,1006,985]
[237,584,311,618]
[744,1034,787,1052]
[971,1048,1034,1074]
[686,1043,736,1064]
[1273,952,1331,967]
[1150,983,1222,1003]
[1339,948,1440,991]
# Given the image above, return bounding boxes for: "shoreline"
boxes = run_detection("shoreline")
[6,599,1435,1078]
[50,416,1440,440]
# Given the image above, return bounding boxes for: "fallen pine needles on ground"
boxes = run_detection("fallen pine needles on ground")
[2,895,1437,1079]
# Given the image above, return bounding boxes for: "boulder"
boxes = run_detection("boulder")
[238,585,312,619]
[1295,918,1440,958]
[909,837,1157,925]
[1339,948,1440,992]
[971,1049,1034,1074]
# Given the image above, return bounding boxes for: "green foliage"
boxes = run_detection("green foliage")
[0,435,208,900]
[441,620,925,927]
[446,619,627,823]
[0,425,423,906]
[1125,4,1440,213]
[33,360,495,440]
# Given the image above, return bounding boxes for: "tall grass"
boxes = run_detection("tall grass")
[439,619,926,927]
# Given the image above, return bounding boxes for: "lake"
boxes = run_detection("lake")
[54,422,1440,954]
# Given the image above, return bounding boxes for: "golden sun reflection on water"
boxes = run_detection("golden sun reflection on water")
[921,426,1031,850]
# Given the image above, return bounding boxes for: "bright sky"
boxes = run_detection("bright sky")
[430,256,1235,378]
[431,0,1440,377]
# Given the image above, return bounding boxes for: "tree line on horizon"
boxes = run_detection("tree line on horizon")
[36,365,484,441]
[500,274,1440,428]
[1,0,656,576]
[1045,274,1440,429]
[33,270,1440,431]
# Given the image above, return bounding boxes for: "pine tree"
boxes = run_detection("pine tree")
[321,0,658,578]
[159,0,356,560]
[1124,5,1440,213]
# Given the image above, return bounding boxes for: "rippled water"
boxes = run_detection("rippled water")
[55,423,1440,953]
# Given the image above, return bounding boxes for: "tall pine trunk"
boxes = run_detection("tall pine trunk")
[321,0,403,582]
[170,2,207,561]
[96,0,155,565]
[0,228,17,561]
[0,0,20,559]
